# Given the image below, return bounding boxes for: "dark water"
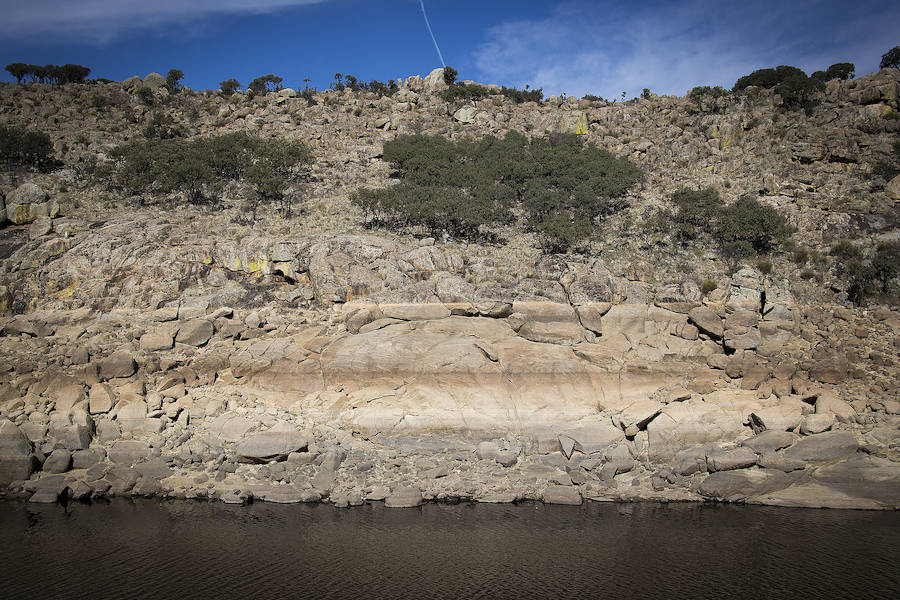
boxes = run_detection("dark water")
[1,500,898,600]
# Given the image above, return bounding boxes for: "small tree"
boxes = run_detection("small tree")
[880,46,900,70]
[443,66,458,86]
[219,78,241,95]
[248,74,283,96]
[825,62,854,80]
[5,63,29,84]
[331,73,344,91]
[166,69,184,93]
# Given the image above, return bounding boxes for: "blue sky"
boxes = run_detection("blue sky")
[1,0,898,99]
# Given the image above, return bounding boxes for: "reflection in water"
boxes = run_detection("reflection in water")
[1,500,898,600]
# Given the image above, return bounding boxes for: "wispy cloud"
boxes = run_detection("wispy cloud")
[0,0,327,43]
[473,0,900,98]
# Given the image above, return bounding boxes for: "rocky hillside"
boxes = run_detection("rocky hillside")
[0,68,898,509]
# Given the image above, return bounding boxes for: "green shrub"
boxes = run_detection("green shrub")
[733,65,823,112]
[669,187,724,241]
[443,67,458,86]
[880,46,900,70]
[829,240,863,260]
[715,195,794,256]
[439,83,542,104]
[142,111,186,139]
[700,278,717,294]
[756,260,773,274]
[792,246,810,264]
[219,79,241,95]
[166,69,184,93]
[352,131,641,249]
[5,63,90,84]
[799,269,815,280]
[110,132,311,213]
[0,124,54,171]
[340,75,397,97]
[812,62,854,82]
[136,86,154,105]
[248,74,283,96]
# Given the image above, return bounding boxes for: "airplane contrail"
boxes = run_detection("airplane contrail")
[419,0,446,68]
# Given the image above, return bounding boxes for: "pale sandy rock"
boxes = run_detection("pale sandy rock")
[140,331,174,351]
[741,430,797,454]
[380,303,450,321]
[384,486,422,507]
[706,446,758,471]
[799,413,834,435]
[175,319,214,346]
[207,414,254,443]
[574,302,610,334]
[99,351,136,380]
[236,424,308,463]
[423,68,448,92]
[88,384,115,414]
[815,391,857,423]
[688,306,724,338]
[542,485,582,505]
[0,418,35,484]
[699,469,792,501]
[783,431,857,462]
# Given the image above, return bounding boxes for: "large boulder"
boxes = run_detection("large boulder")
[384,485,422,507]
[688,306,723,338]
[5,183,57,225]
[782,431,858,462]
[542,485,582,505]
[423,68,449,92]
[142,72,167,89]
[0,419,35,484]
[175,319,214,346]
[235,423,308,463]
[100,351,136,380]
[107,440,153,465]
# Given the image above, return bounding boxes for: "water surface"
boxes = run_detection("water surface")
[1,500,897,599]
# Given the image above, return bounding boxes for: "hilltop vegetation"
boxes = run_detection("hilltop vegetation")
[352,132,641,252]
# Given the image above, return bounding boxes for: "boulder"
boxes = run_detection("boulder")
[815,391,857,424]
[140,331,174,352]
[799,413,834,435]
[235,424,309,463]
[175,319,214,346]
[454,106,477,124]
[28,476,68,503]
[107,440,153,465]
[542,485,582,505]
[423,68,449,92]
[142,72,167,89]
[0,418,35,484]
[809,361,847,385]
[887,174,900,201]
[782,431,858,462]
[384,486,422,508]
[688,306,724,338]
[42,448,71,474]
[741,430,796,454]
[699,469,790,501]
[561,422,625,455]
[5,183,56,225]
[706,446,758,471]
[88,384,116,414]
[100,351,136,380]
[475,441,501,461]
[122,75,142,90]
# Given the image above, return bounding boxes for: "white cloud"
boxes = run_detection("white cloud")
[0,0,326,42]
[473,0,900,99]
